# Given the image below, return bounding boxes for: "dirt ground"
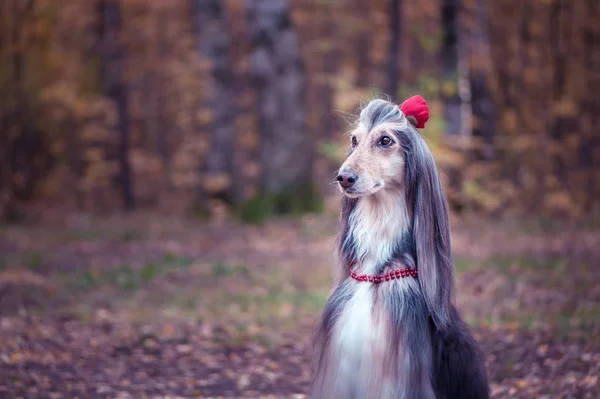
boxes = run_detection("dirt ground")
[0,209,599,398]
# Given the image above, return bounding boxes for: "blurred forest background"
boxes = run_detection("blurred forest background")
[1,0,599,398]
[1,0,598,222]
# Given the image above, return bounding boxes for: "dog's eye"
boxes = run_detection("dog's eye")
[351,136,358,147]
[379,136,393,147]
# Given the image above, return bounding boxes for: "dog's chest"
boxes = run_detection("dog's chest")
[330,283,392,393]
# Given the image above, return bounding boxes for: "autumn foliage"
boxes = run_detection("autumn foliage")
[0,0,598,221]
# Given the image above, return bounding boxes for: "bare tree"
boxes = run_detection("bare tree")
[440,0,464,138]
[467,0,495,160]
[0,0,36,220]
[245,0,312,198]
[579,0,600,208]
[142,10,170,186]
[354,0,371,87]
[97,0,135,210]
[318,1,338,141]
[191,0,237,205]
[387,0,402,98]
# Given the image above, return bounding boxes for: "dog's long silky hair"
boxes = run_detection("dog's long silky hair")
[311,99,488,399]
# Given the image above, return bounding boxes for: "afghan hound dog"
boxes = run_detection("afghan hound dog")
[310,96,489,399]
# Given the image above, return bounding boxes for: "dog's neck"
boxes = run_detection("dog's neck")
[344,189,410,275]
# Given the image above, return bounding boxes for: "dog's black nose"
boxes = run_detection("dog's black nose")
[337,172,357,189]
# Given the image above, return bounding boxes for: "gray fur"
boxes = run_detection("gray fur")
[311,99,489,399]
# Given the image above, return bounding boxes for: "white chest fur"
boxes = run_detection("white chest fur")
[325,281,422,398]
[330,282,388,395]
[345,193,409,275]
[325,193,413,397]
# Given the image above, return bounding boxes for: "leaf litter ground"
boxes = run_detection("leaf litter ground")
[0,211,598,398]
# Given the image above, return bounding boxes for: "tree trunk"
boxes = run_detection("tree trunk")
[468,0,495,160]
[318,2,338,141]
[0,0,35,221]
[580,0,600,208]
[191,0,237,205]
[386,0,402,98]
[245,0,312,198]
[0,1,18,220]
[155,12,170,184]
[98,0,134,210]
[354,0,371,87]
[549,0,569,185]
[440,0,463,138]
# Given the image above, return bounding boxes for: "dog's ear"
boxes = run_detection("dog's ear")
[411,133,454,328]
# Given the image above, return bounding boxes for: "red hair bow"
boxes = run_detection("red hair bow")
[400,95,429,129]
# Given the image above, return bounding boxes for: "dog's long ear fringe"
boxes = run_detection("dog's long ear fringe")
[335,197,358,284]
[411,132,454,329]
[406,115,420,127]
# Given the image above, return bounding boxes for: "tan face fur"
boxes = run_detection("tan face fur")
[338,122,406,198]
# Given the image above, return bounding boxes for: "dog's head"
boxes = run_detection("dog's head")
[337,97,454,328]
[336,101,408,198]
[337,97,430,200]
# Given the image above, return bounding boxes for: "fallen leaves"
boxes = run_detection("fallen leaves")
[0,214,599,398]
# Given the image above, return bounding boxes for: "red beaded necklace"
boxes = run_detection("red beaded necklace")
[349,267,418,283]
